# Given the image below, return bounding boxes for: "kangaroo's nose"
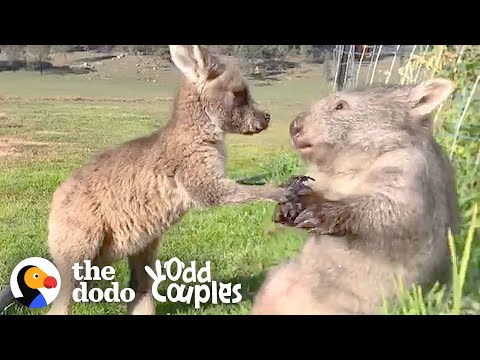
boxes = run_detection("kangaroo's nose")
[290,118,303,137]
[264,112,271,123]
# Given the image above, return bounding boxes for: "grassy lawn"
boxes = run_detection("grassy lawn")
[0,63,478,315]
[0,68,328,315]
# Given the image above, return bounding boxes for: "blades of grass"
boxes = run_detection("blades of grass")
[400,45,417,85]
[472,149,480,188]
[381,286,390,314]
[413,45,431,83]
[410,285,423,315]
[416,285,428,315]
[395,275,409,315]
[433,45,468,127]
[426,282,442,313]
[430,45,446,79]
[456,203,478,313]
[449,74,480,160]
[410,285,420,314]
[434,285,446,309]
[448,229,460,314]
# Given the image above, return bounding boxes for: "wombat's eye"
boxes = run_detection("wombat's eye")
[234,90,246,100]
[335,101,347,110]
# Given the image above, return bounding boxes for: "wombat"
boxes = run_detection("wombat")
[251,78,460,314]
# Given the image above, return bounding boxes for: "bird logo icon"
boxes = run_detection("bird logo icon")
[10,257,61,309]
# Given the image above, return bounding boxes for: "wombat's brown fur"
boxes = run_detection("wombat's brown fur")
[251,78,460,315]
[47,45,286,315]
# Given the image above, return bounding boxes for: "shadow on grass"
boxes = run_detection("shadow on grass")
[46,66,96,75]
[0,60,96,75]
[75,55,117,63]
[155,271,268,315]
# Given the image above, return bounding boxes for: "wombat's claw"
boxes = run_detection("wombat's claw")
[293,209,319,229]
[287,202,304,223]
[273,202,304,225]
[273,202,291,224]
[284,177,315,205]
[274,176,316,226]
[294,207,348,236]
[281,175,315,190]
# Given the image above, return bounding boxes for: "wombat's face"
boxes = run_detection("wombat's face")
[169,45,270,135]
[202,68,271,135]
[289,91,371,163]
[289,79,454,163]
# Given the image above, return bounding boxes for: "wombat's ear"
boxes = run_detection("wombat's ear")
[169,45,223,84]
[408,78,454,118]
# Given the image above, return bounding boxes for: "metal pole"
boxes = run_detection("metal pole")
[332,45,343,92]
[369,45,383,85]
[337,46,349,91]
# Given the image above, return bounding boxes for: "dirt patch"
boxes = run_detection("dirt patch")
[0,136,50,157]
[0,147,14,157]
[0,113,7,121]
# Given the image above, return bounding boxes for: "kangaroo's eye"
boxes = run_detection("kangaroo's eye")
[233,89,247,105]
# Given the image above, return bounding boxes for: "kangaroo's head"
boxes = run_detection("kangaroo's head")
[170,45,271,135]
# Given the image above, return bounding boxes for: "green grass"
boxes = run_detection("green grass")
[0,70,178,99]
[0,66,479,315]
[381,205,479,315]
[0,68,318,315]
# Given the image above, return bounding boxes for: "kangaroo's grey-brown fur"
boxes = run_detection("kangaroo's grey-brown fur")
[251,78,460,315]
[47,45,286,315]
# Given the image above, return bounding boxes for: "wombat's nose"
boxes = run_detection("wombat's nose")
[290,112,308,137]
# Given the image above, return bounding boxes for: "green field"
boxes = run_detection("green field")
[1,59,479,315]
[0,65,333,315]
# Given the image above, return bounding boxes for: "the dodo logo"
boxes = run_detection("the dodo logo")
[10,257,61,309]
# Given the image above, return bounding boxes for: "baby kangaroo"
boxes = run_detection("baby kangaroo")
[47,45,286,315]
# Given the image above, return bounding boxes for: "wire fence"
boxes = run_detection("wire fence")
[331,45,421,91]
[328,45,479,155]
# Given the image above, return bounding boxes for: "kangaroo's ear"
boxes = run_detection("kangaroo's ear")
[408,78,454,118]
[169,45,224,84]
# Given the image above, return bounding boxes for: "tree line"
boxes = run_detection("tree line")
[55,45,333,59]
[0,45,334,74]
[0,45,53,73]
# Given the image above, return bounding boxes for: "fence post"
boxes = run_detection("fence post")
[336,46,349,91]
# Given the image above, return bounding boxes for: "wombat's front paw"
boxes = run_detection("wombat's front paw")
[294,201,352,236]
[273,176,317,226]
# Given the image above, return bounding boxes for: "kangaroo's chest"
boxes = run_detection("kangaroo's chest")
[103,174,193,256]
